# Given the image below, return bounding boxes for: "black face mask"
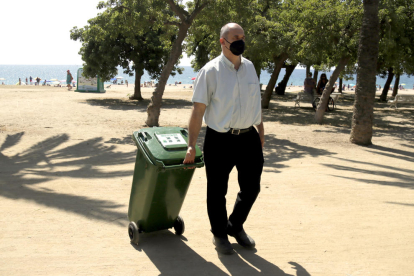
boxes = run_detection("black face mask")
[224,38,245,56]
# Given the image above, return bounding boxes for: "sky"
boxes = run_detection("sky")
[0,0,193,66]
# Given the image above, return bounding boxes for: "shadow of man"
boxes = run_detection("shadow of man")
[131,230,229,275]
[218,245,295,276]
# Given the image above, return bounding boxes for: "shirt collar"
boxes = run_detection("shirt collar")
[220,53,244,70]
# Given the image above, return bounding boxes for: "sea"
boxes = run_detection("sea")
[1,64,413,88]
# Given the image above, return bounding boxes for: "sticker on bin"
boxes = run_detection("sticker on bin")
[155,133,188,149]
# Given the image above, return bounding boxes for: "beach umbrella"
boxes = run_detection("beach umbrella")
[115,76,123,79]
[110,78,117,81]
[49,78,58,81]
[0,78,5,81]
[400,83,406,85]
[191,77,196,80]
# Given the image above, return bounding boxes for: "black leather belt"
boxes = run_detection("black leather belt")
[229,126,253,135]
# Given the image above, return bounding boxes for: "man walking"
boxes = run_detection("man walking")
[66,70,73,90]
[183,23,264,255]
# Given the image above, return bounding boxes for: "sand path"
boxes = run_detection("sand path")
[1,85,413,275]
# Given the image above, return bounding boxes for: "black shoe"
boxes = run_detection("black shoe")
[212,236,234,255]
[228,229,256,249]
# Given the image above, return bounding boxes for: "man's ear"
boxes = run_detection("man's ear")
[219,38,225,46]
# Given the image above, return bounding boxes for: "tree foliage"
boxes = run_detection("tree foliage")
[378,0,414,100]
[70,1,182,100]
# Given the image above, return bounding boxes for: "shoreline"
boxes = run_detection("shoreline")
[3,84,414,95]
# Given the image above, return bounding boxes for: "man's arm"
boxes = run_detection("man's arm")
[183,102,206,164]
[255,113,265,148]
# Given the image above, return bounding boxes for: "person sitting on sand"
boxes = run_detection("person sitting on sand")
[66,70,73,90]
[316,73,328,95]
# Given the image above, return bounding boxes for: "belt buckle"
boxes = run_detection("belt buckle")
[231,128,240,135]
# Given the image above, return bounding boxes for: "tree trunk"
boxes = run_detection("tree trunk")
[350,0,380,145]
[261,53,288,108]
[130,65,144,101]
[145,25,190,126]
[339,78,343,93]
[315,56,349,124]
[313,69,319,82]
[306,65,310,77]
[276,64,296,95]
[145,0,208,126]
[392,74,400,97]
[379,68,394,101]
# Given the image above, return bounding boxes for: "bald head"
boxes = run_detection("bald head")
[220,23,243,40]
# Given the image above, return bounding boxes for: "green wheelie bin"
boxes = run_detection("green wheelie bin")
[128,126,204,245]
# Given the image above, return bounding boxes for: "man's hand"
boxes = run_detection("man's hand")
[183,146,196,169]
[256,114,265,148]
[182,102,206,169]
[259,131,265,148]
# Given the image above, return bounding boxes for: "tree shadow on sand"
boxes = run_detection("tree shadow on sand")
[0,132,136,226]
[131,230,310,276]
[266,93,414,141]
[322,151,414,190]
[192,128,334,173]
[262,134,334,173]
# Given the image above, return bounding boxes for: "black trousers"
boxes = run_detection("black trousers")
[203,126,264,238]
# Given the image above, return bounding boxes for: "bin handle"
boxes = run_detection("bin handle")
[180,129,189,137]
[161,160,205,171]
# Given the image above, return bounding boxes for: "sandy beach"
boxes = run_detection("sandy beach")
[1,84,414,275]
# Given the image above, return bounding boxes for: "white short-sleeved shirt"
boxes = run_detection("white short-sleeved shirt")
[192,54,262,133]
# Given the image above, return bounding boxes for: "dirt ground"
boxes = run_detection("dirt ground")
[1,84,413,276]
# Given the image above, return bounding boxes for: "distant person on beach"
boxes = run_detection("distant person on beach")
[304,72,317,108]
[25,77,28,85]
[125,80,128,87]
[184,23,264,255]
[36,77,40,85]
[19,78,21,85]
[30,76,32,85]
[66,70,73,90]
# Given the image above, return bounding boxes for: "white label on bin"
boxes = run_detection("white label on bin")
[155,133,187,148]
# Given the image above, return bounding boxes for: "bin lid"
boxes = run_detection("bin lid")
[133,127,203,166]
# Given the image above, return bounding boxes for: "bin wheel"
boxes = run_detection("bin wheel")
[173,215,185,235]
[128,222,140,245]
